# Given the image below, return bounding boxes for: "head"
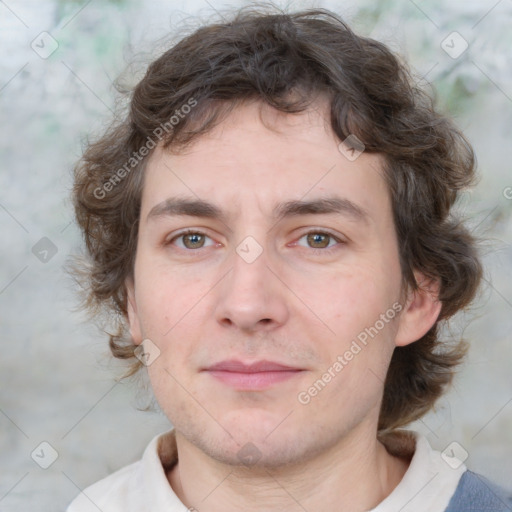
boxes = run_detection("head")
[72,6,482,465]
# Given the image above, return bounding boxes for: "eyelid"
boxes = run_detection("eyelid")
[164,227,346,252]
[165,228,219,248]
[296,227,345,241]
[292,228,346,251]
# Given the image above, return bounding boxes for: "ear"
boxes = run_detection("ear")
[125,277,143,345]
[394,271,442,347]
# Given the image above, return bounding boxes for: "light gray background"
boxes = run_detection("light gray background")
[0,0,511,510]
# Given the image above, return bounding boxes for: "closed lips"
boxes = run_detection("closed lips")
[204,360,303,372]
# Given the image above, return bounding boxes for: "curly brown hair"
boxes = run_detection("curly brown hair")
[72,6,482,432]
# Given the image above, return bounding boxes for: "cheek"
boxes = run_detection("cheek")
[297,265,395,329]
[298,264,401,386]
[134,257,209,336]
[133,258,215,380]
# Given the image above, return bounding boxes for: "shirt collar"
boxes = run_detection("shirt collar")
[141,429,466,512]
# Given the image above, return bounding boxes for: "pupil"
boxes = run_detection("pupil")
[308,233,328,248]
[186,234,203,248]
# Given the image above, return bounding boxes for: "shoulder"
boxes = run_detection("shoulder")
[66,460,143,511]
[66,430,180,512]
[445,470,512,511]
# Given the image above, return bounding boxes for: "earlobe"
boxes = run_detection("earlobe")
[394,271,442,348]
[125,277,143,345]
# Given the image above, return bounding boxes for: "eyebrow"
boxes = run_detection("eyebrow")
[146,196,370,225]
[274,197,369,224]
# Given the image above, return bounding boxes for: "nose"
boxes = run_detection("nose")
[214,244,289,333]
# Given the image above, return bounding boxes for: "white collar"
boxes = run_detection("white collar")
[369,432,466,512]
[69,429,466,511]
[142,429,466,512]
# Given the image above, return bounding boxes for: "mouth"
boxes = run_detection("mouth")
[202,359,305,390]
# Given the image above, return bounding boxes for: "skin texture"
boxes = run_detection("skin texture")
[126,100,441,511]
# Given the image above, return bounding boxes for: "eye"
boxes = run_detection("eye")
[168,230,217,250]
[295,230,344,252]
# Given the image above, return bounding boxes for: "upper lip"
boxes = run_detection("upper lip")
[204,359,303,373]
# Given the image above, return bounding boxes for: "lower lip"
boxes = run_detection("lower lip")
[206,370,303,390]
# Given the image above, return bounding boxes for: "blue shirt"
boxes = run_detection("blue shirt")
[446,470,512,511]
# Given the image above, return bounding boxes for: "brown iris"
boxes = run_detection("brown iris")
[306,233,331,248]
[182,233,206,249]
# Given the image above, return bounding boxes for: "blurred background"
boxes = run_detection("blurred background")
[0,0,511,510]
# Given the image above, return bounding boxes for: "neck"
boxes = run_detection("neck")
[167,427,410,512]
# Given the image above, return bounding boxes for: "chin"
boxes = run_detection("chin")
[220,406,293,441]
[215,414,322,468]
[207,434,309,469]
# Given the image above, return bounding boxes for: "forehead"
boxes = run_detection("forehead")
[141,100,390,224]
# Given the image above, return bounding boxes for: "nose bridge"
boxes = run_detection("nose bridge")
[229,236,272,303]
[214,235,289,330]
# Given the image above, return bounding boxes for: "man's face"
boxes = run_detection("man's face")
[128,101,408,467]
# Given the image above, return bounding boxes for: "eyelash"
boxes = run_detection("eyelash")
[166,229,345,255]
[165,229,218,251]
[295,229,345,254]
